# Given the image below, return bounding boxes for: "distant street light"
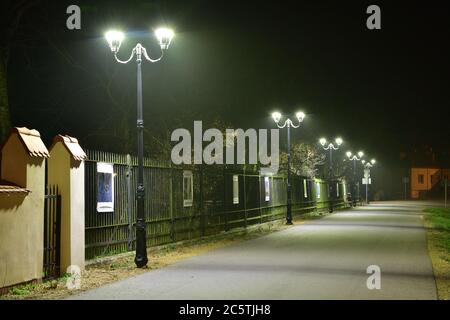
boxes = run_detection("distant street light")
[105,27,174,268]
[346,150,364,207]
[361,159,376,204]
[272,111,305,224]
[319,137,343,213]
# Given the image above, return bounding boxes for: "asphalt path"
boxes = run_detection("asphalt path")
[70,201,437,300]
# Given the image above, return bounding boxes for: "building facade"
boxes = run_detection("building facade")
[410,167,450,199]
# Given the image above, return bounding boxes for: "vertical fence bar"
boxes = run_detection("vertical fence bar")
[223,168,228,231]
[50,185,55,276]
[55,189,61,277]
[260,176,263,221]
[169,166,174,241]
[243,171,247,229]
[43,185,48,278]
[42,184,61,280]
[199,166,205,236]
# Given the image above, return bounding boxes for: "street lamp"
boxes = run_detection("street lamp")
[272,111,305,225]
[346,150,364,207]
[361,159,376,204]
[105,27,174,268]
[319,137,343,213]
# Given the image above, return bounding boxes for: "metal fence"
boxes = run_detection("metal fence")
[43,185,61,279]
[84,150,348,259]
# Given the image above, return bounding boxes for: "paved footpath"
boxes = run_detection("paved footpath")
[70,201,438,300]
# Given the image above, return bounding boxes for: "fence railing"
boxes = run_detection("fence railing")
[43,185,61,279]
[84,150,348,259]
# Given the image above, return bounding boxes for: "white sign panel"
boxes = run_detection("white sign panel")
[183,170,194,207]
[362,178,372,185]
[264,177,271,201]
[97,162,114,212]
[232,175,239,204]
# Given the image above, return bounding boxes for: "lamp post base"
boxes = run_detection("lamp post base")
[134,220,148,268]
[134,256,148,268]
[134,255,148,268]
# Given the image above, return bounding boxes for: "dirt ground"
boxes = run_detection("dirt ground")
[1,219,297,300]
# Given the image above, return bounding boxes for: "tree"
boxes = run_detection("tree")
[279,142,325,178]
[0,0,41,141]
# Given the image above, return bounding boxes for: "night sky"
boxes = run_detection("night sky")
[6,0,450,183]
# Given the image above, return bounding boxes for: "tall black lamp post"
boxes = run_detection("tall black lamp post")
[346,151,364,207]
[272,111,305,225]
[319,137,343,213]
[105,28,174,268]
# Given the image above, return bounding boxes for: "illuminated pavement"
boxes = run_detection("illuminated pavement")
[70,201,438,300]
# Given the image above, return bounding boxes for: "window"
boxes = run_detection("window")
[264,176,270,201]
[316,182,321,199]
[183,170,193,207]
[233,175,239,204]
[336,182,340,197]
[303,179,308,198]
[418,174,424,184]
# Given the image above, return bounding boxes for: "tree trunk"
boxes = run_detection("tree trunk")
[0,50,11,143]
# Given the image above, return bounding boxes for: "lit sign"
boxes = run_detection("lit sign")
[97,162,114,212]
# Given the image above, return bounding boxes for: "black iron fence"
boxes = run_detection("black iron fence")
[43,185,61,279]
[84,150,348,259]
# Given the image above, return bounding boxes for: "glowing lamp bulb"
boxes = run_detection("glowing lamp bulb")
[105,30,124,52]
[155,27,174,50]
[296,111,305,122]
[335,137,343,146]
[319,138,327,146]
[272,112,282,123]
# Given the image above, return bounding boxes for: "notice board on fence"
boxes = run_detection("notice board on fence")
[97,162,114,212]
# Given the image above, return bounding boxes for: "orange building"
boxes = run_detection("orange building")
[410,167,450,199]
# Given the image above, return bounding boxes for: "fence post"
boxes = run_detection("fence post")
[169,165,174,240]
[43,185,48,278]
[259,176,263,224]
[200,166,205,236]
[55,186,62,277]
[224,167,228,231]
[243,168,247,229]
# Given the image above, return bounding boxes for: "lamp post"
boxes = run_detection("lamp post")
[346,151,364,207]
[272,111,305,225]
[319,137,343,213]
[105,27,174,268]
[361,159,376,204]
